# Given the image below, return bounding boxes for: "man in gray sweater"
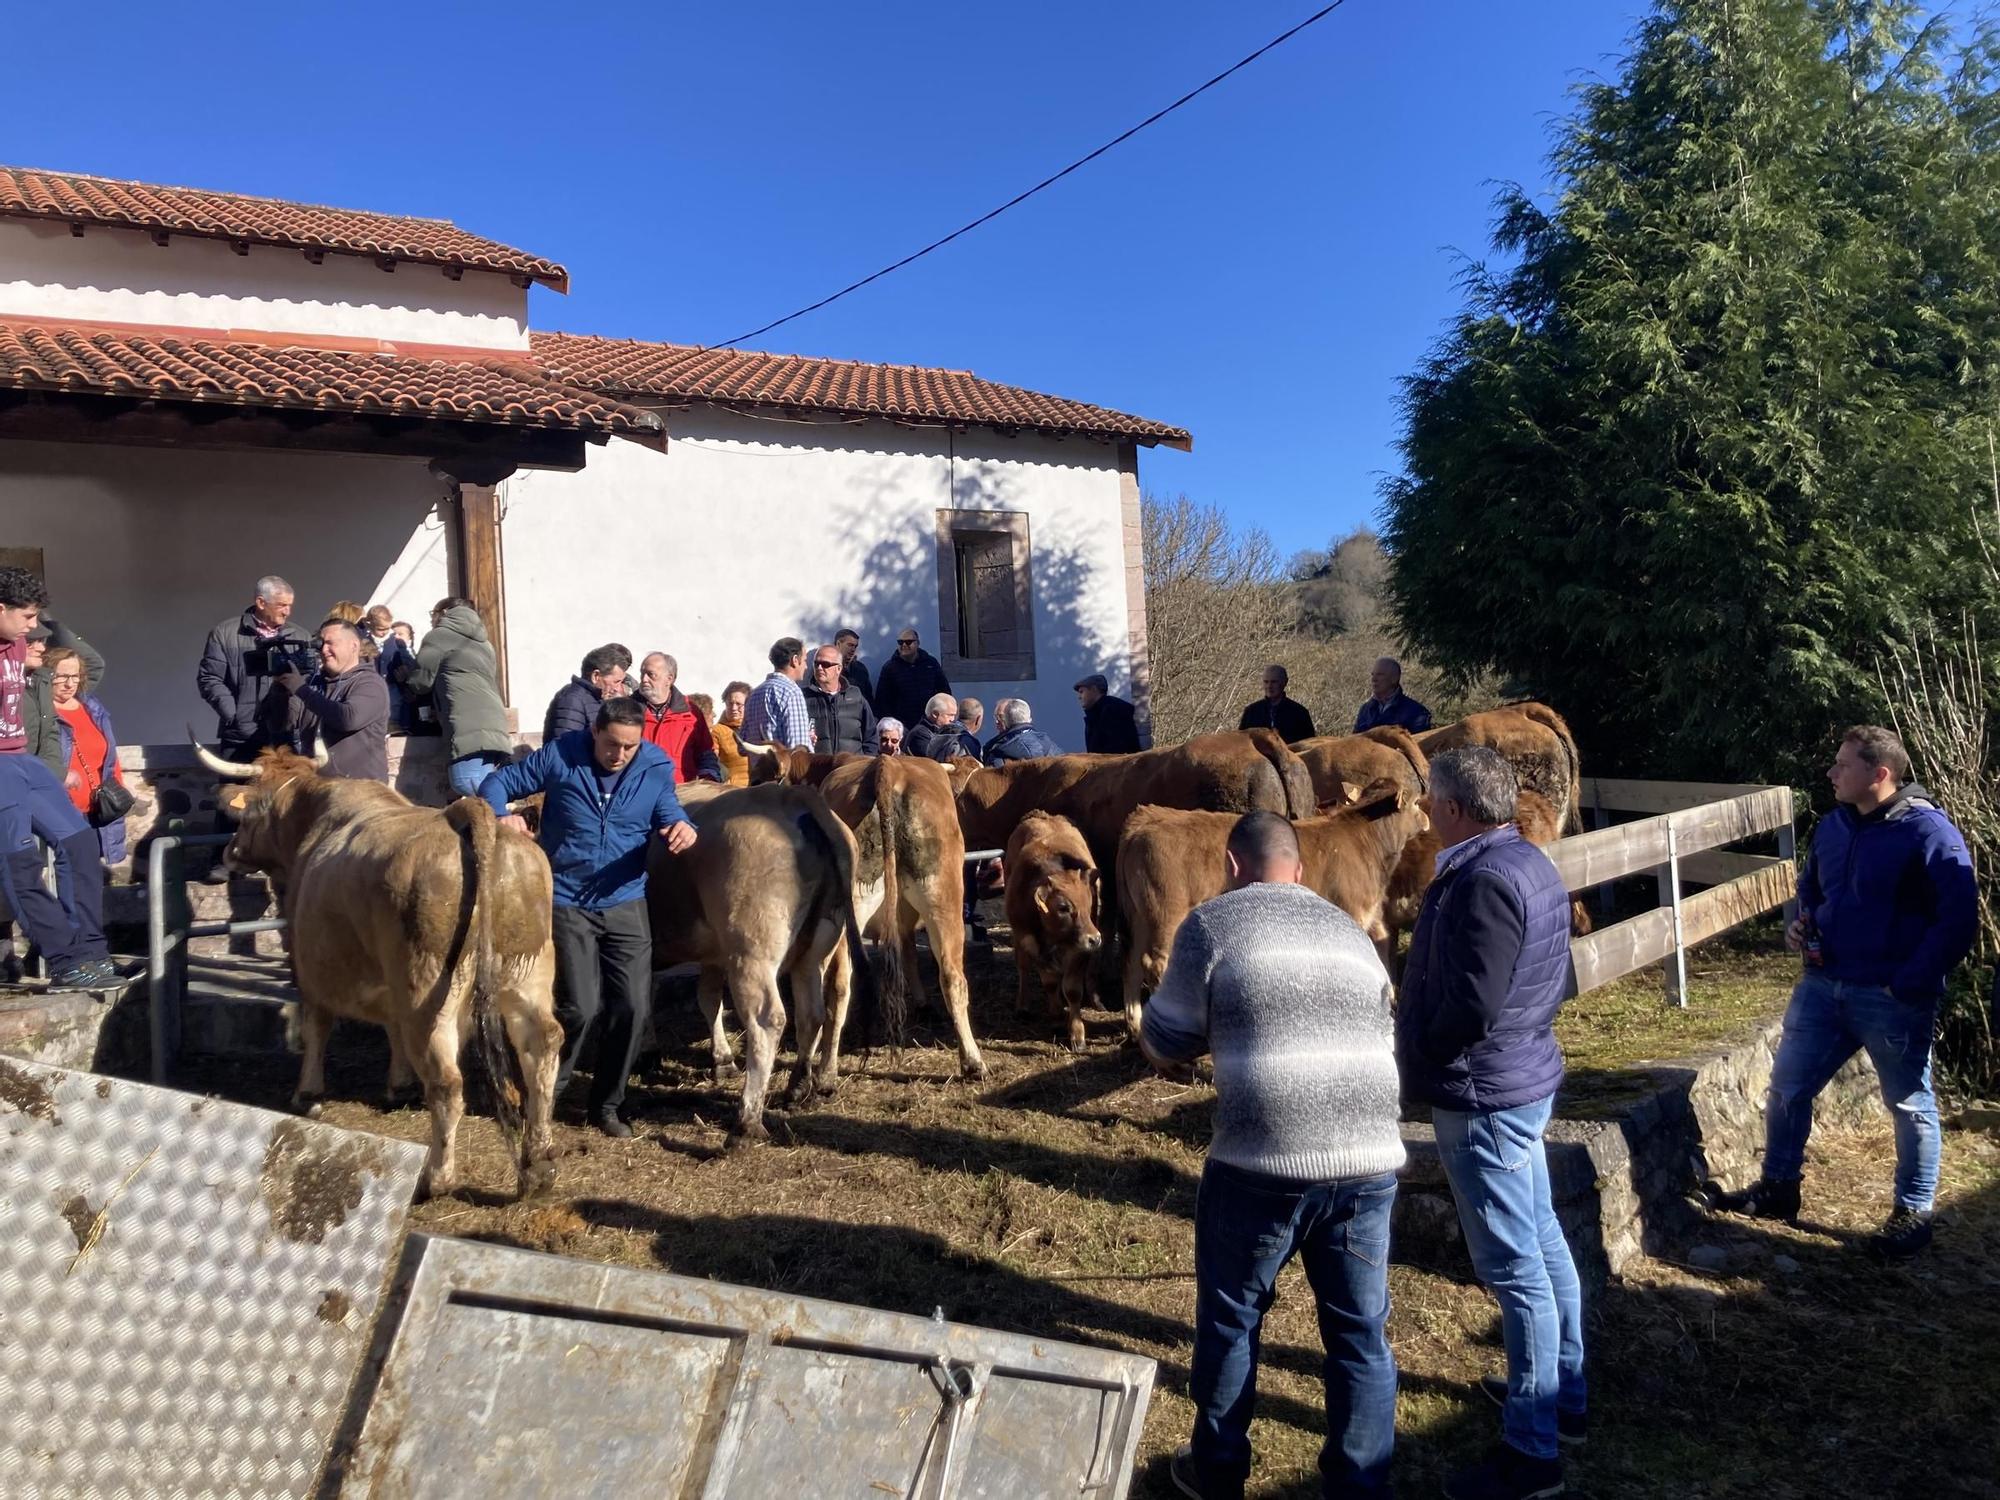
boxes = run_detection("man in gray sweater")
[1141,811,1405,1500]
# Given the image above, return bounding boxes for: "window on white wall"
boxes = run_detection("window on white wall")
[935,509,1035,681]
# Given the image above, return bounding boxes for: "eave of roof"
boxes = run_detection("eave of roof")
[0,166,568,291]
[0,318,662,449]
[529,330,1192,450]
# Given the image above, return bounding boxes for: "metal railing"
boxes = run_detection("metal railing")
[146,826,289,1084]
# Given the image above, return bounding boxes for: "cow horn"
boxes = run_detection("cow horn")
[188,728,260,781]
[737,740,776,757]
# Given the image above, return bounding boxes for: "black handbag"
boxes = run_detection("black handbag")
[88,779,135,827]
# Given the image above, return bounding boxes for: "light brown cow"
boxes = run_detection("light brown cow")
[200,746,560,1201]
[1381,787,1585,940]
[1003,812,1102,1052]
[1419,703,1583,835]
[646,780,874,1143]
[816,755,984,1079]
[1293,726,1430,810]
[1117,779,1428,1037]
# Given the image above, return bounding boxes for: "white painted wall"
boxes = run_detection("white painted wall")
[0,218,531,350]
[0,439,448,744]
[501,409,1139,748]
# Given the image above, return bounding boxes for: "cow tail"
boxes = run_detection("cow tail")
[1515,702,1586,837]
[445,797,525,1158]
[870,762,908,1043]
[800,793,883,1055]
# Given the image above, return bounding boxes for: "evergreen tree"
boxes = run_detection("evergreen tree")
[1385,0,2000,781]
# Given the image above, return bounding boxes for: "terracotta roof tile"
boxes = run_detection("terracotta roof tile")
[0,322,661,445]
[530,331,1191,449]
[0,167,567,290]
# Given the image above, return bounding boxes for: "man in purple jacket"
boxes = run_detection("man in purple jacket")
[1715,726,1976,1260]
[1398,746,1581,1500]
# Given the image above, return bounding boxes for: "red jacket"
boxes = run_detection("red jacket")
[639,690,720,784]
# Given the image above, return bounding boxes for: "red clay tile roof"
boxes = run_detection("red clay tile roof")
[0,321,661,446]
[0,167,568,290]
[530,331,1192,449]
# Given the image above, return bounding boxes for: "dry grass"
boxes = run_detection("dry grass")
[187,929,2000,1498]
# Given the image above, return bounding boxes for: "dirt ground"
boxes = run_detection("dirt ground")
[190,929,2000,1499]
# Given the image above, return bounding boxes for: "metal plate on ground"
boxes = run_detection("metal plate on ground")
[340,1233,1157,1499]
[0,1058,426,1499]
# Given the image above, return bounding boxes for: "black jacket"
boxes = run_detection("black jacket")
[905,718,964,763]
[845,657,876,711]
[543,676,606,743]
[197,608,314,750]
[272,665,391,782]
[875,649,952,730]
[804,680,878,756]
[1238,696,1316,743]
[983,723,1064,765]
[1083,695,1142,755]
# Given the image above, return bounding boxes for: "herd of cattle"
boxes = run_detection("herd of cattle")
[192,703,1584,1200]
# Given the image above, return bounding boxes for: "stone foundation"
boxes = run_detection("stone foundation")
[1391,1012,1885,1290]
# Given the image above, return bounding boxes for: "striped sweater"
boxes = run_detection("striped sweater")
[1142,882,1406,1183]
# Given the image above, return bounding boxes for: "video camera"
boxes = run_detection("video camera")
[248,637,315,679]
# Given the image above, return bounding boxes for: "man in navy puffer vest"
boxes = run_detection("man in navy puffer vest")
[1715,725,1975,1261]
[1399,747,1583,1500]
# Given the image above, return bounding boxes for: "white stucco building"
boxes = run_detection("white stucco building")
[0,165,1188,762]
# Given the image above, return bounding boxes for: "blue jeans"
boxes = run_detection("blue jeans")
[448,752,507,799]
[1433,1096,1586,1462]
[0,752,106,968]
[1764,970,1940,1211]
[1190,1159,1398,1498]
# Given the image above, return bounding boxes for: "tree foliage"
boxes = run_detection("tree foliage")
[1385,0,2000,782]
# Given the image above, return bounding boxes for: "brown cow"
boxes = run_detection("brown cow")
[199,746,560,1201]
[1003,812,1102,1051]
[647,780,874,1142]
[1381,787,1586,941]
[1293,726,1429,810]
[1118,779,1428,1037]
[817,755,985,1079]
[1419,703,1583,835]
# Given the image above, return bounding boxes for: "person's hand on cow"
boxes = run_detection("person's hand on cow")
[498,814,530,835]
[662,821,697,854]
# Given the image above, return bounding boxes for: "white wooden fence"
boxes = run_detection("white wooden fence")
[1550,778,1798,1004]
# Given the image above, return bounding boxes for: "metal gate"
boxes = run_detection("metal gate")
[0,1058,426,1498]
[338,1234,1156,1499]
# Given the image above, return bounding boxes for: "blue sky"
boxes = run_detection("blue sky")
[8,1,1647,560]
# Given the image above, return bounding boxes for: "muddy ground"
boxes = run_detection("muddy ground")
[184,931,2000,1499]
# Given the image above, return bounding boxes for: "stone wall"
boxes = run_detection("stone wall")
[1391,1011,1884,1291]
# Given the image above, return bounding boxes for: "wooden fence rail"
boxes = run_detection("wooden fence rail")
[1554,779,1797,1003]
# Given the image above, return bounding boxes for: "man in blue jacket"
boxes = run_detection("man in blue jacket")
[1716,725,1977,1260]
[484,697,696,1138]
[1398,746,1582,1500]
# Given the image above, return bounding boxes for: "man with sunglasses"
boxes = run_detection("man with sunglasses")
[803,645,877,755]
[875,629,951,732]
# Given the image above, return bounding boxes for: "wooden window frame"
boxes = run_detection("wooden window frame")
[934,508,1036,682]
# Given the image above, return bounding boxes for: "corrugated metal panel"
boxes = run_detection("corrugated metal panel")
[0,1058,426,1499]
[339,1234,1156,1499]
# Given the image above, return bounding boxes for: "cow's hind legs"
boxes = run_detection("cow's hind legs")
[384,1028,422,1109]
[784,958,828,1108]
[921,903,987,1081]
[412,1019,466,1199]
[726,961,784,1146]
[698,968,741,1084]
[290,1002,335,1118]
[501,947,562,1199]
[816,934,853,1096]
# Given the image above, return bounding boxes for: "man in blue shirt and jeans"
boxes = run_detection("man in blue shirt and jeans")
[1715,725,1977,1260]
[484,697,696,1137]
[1399,746,1582,1500]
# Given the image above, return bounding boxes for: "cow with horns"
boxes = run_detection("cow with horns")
[194,739,561,1200]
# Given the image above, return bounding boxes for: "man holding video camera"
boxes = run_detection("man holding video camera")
[196,575,314,760]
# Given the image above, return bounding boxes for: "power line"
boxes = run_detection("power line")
[715,1,1352,350]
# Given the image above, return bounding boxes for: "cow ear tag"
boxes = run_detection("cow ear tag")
[225,789,251,813]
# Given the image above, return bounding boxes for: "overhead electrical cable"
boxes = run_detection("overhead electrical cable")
[714,1,1351,349]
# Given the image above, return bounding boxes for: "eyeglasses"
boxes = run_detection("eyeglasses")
[51,674,82,684]
[813,661,841,670]
[897,639,917,646]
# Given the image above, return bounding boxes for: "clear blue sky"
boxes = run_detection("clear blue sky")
[7,1,1647,560]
